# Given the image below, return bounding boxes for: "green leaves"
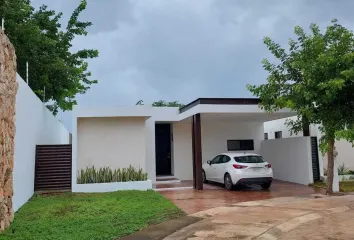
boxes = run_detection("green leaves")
[152,100,185,107]
[249,19,354,194]
[77,165,148,184]
[0,0,98,114]
[249,19,354,144]
[136,100,185,107]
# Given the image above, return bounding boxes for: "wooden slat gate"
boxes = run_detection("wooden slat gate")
[311,137,320,182]
[35,144,72,191]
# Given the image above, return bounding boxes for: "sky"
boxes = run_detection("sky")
[31,0,354,132]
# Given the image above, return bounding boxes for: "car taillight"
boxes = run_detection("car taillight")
[265,163,271,168]
[233,164,247,169]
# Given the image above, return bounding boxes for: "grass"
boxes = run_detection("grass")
[0,190,185,240]
[311,181,354,192]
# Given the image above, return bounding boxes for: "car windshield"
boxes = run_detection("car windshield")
[234,155,265,163]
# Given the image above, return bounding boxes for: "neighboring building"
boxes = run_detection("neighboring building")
[264,117,354,171]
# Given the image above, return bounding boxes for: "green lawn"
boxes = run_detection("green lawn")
[311,181,354,192]
[0,190,184,240]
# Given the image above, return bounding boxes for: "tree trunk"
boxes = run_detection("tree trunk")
[326,138,335,195]
[0,30,18,232]
[302,115,310,137]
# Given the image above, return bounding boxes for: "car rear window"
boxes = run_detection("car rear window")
[234,156,265,163]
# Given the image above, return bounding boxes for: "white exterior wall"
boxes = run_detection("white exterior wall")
[265,117,354,173]
[145,118,156,181]
[264,117,300,139]
[76,117,146,171]
[173,122,193,180]
[260,137,313,185]
[14,75,69,211]
[323,141,354,170]
[201,120,264,162]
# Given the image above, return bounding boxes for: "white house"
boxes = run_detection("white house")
[71,98,321,190]
[264,117,354,172]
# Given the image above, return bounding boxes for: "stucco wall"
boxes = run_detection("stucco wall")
[322,141,354,171]
[173,122,193,180]
[13,75,69,212]
[260,137,313,185]
[77,117,146,172]
[264,117,300,139]
[265,117,354,173]
[144,118,156,181]
[201,121,264,162]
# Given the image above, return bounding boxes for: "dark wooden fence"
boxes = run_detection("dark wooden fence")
[35,144,72,192]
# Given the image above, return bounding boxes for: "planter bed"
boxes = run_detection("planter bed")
[72,180,152,193]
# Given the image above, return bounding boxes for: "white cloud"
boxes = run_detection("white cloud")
[31,0,354,131]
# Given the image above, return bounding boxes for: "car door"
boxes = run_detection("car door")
[213,155,223,182]
[207,155,222,181]
[215,155,231,183]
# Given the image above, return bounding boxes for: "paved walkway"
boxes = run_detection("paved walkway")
[164,195,354,240]
[160,180,324,214]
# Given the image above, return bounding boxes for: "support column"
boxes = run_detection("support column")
[192,116,196,189]
[192,114,203,190]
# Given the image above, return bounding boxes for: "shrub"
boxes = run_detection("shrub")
[338,163,350,175]
[77,165,148,184]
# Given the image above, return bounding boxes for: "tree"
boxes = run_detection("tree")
[136,100,144,105]
[136,100,185,107]
[152,100,184,107]
[0,0,98,114]
[247,19,354,194]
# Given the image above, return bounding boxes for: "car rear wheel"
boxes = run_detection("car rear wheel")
[202,170,208,183]
[261,183,271,189]
[224,173,233,191]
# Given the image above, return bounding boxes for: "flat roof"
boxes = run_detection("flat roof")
[179,98,260,113]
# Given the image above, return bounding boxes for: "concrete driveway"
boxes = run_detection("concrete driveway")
[164,195,354,240]
[160,180,324,214]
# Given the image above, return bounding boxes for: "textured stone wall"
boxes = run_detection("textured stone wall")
[0,29,18,232]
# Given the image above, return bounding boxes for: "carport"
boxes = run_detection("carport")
[178,98,298,190]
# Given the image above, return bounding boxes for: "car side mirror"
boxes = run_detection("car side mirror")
[207,160,212,165]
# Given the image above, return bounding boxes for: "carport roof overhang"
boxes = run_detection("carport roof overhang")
[178,98,297,122]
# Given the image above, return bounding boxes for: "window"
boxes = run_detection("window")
[275,131,282,139]
[234,155,265,163]
[222,155,231,163]
[227,140,254,151]
[264,133,268,140]
[211,155,223,164]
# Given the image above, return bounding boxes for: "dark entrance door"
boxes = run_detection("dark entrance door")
[155,123,172,175]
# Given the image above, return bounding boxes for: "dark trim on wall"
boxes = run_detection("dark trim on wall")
[179,98,260,113]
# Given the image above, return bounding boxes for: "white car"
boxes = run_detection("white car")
[202,152,273,190]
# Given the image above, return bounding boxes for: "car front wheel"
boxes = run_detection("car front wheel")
[261,183,271,189]
[202,170,208,183]
[224,173,233,191]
